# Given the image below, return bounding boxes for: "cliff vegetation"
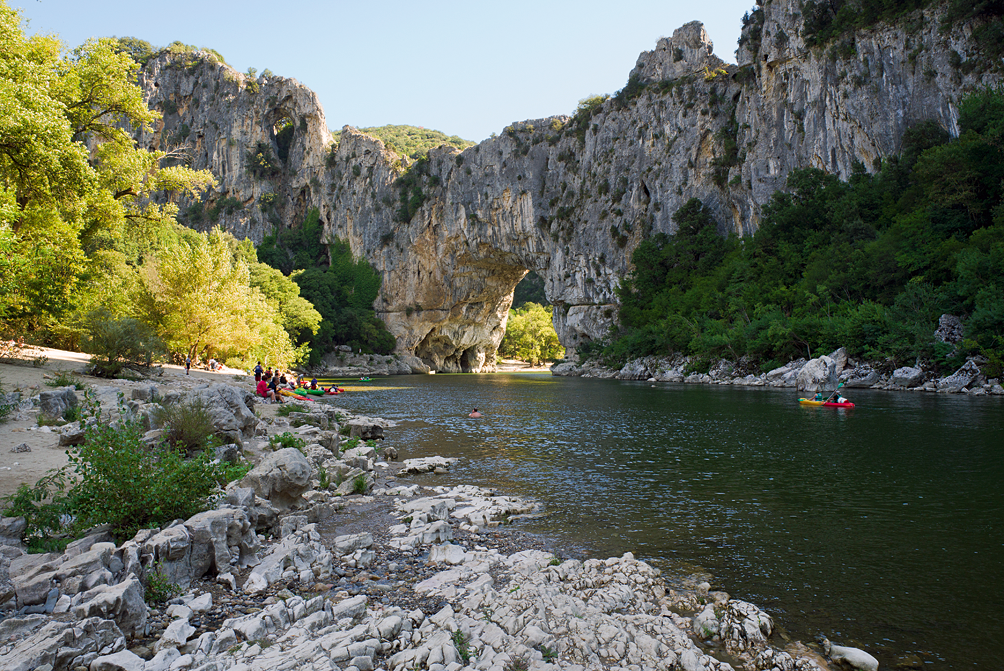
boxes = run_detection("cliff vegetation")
[258,209,396,364]
[590,89,1004,376]
[331,125,474,160]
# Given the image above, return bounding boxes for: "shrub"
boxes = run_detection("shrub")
[46,370,84,390]
[215,460,253,486]
[269,431,305,451]
[68,414,224,540]
[153,398,217,455]
[539,645,558,663]
[62,405,81,423]
[276,402,307,417]
[0,469,72,552]
[0,390,16,425]
[504,653,530,671]
[82,311,164,378]
[246,142,281,179]
[144,562,183,604]
[451,630,471,664]
[351,473,368,495]
[4,394,227,544]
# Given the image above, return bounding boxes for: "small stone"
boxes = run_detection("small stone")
[11,443,30,453]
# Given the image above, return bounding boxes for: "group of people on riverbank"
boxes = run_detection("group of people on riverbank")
[252,361,331,403]
[253,362,286,404]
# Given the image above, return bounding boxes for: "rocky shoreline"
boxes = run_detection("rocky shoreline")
[552,346,1003,398]
[0,373,878,671]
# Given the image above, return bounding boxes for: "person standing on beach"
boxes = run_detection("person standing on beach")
[185,355,191,375]
[254,362,263,383]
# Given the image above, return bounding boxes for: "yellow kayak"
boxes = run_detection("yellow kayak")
[798,398,855,408]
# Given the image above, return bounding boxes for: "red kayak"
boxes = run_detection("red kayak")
[798,398,855,408]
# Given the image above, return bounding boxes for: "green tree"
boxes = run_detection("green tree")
[258,210,396,362]
[0,3,215,337]
[499,303,563,365]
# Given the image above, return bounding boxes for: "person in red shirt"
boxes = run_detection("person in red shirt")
[256,378,279,403]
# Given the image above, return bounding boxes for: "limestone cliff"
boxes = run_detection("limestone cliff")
[140,5,998,372]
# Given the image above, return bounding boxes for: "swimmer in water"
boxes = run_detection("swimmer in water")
[469,408,482,418]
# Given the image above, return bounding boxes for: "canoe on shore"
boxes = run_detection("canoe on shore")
[798,398,855,408]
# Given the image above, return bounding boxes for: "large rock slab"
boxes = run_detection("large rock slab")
[840,365,881,388]
[239,447,313,511]
[937,360,982,392]
[0,616,124,671]
[89,650,147,671]
[141,508,256,588]
[795,355,837,392]
[243,524,332,594]
[179,384,259,445]
[890,366,925,387]
[38,387,77,419]
[73,576,148,638]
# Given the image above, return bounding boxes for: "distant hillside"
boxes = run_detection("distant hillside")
[331,125,474,159]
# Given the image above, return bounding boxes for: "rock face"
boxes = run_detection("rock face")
[239,448,313,511]
[38,387,77,420]
[795,355,837,392]
[138,6,998,370]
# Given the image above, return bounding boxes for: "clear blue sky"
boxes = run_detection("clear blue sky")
[16,0,755,142]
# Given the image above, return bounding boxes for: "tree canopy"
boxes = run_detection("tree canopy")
[499,303,563,366]
[0,3,317,370]
[0,2,215,332]
[258,208,396,364]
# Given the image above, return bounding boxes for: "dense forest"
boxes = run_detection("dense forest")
[256,208,396,365]
[588,89,1004,377]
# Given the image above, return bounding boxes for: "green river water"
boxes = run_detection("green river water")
[323,373,1003,669]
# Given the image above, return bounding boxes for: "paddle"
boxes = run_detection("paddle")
[825,382,844,403]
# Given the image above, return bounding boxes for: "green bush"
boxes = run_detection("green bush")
[152,398,217,455]
[351,473,369,495]
[276,402,307,417]
[144,561,183,604]
[269,431,305,451]
[504,653,530,671]
[82,311,164,378]
[451,630,471,664]
[68,417,223,540]
[0,469,73,552]
[3,395,228,544]
[246,141,281,179]
[46,370,84,390]
[215,460,253,486]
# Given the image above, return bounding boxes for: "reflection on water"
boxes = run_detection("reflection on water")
[326,373,1003,670]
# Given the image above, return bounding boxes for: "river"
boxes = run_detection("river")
[324,373,1003,669]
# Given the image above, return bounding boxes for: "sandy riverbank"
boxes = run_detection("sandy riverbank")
[0,346,253,500]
